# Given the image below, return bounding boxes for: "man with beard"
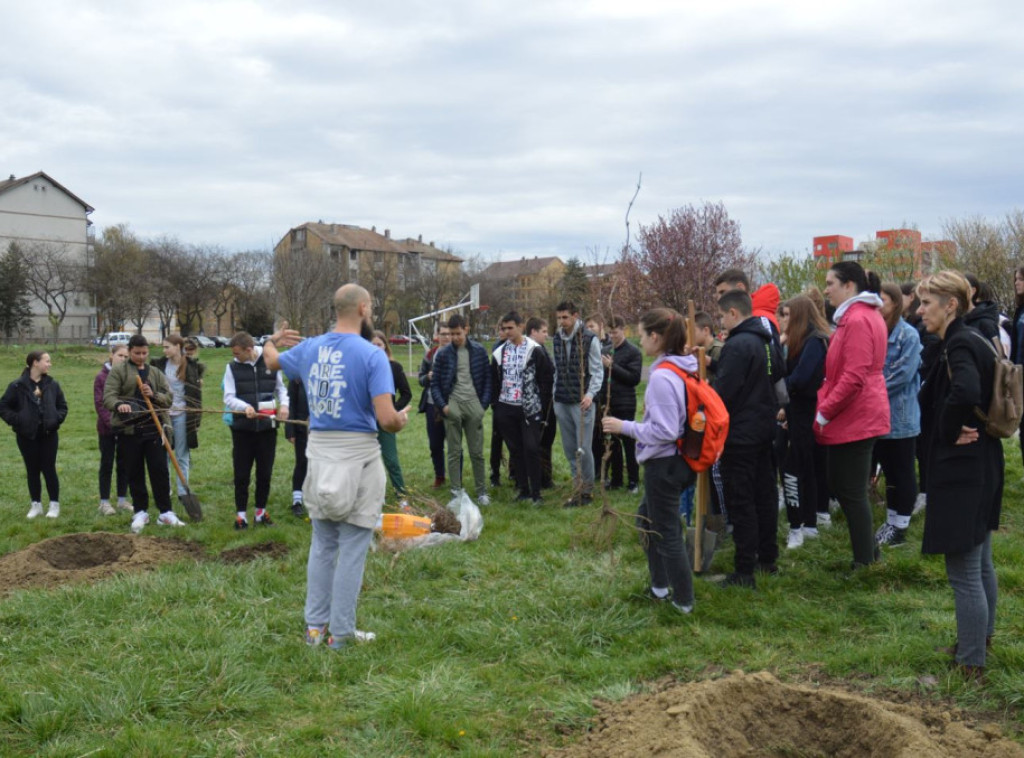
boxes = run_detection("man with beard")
[264,284,409,649]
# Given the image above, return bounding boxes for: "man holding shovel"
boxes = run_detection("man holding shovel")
[103,335,187,533]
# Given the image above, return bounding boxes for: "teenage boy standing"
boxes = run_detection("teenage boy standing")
[714,290,782,588]
[526,317,556,489]
[431,314,492,505]
[603,316,642,492]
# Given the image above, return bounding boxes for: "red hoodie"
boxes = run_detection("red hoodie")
[751,283,780,332]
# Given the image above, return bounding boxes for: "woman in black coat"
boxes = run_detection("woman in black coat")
[0,351,69,519]
[916,271,1002,679]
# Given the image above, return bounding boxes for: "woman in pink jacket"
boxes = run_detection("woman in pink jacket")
[814,262,891,567]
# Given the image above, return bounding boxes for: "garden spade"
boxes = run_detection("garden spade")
[135,375,203,522]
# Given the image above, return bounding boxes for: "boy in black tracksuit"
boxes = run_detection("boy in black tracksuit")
[603,317,642,491]
[526,318,556,489]
[714,290,783,588]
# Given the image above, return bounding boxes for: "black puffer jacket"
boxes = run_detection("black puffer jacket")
[0,372,68,439]
[714,317,782,448]
[963,300,1001,345]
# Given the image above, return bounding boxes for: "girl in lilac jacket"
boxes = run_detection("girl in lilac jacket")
[603,309,696,614]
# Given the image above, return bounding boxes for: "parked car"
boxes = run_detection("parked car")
[211,336,231,347]
[388,335,411,345]
[194,336,216,349]
[101,331,132,347]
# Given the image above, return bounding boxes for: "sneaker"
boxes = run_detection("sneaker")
[816,512,832,528]
[718,572,756,589]
[627,484,639,495]
[477,494,491,506]
[786,528,804,549]
[305,625,328,647]
[432,477,445,489]
[912,492,927,516]
[671,601,694,614]
[326,630,376,649]
[255,511,275,526]
[290,502,307,518]
[234,515,249,530]
[878,525,907,547]
[802,526,820,539]
[116,500,134,513]
[530,497,544,507]
[157,511,186,527]
[26,502,43,519]
[645,587,671,602]
[46,502,60,518]
[874,523,894,545]
[828,497,841,514]
[130,511,150,534]
[98,502,117,516]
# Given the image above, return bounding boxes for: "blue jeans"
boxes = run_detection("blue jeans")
[945,533,997,667]
[305,519,374,639]
[168,413,190,496]
[554,401,596,492]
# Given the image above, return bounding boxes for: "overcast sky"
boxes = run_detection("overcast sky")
[3,0,1022,263]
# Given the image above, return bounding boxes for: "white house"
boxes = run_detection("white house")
[0,171,96,341]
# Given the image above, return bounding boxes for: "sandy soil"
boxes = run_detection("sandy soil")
[545,670,1024,758]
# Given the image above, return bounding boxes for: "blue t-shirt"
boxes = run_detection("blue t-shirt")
[278,332,394,434]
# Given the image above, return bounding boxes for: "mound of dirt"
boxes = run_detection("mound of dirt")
[547,671,1024,758]
[0,532,205,595]
[0,532,291,595]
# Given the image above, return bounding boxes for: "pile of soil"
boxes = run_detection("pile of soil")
[0,532,288,595]
[547,671,1024,757]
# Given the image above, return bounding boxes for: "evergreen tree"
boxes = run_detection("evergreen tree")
[0,242,33,343]
[559,257,591,313]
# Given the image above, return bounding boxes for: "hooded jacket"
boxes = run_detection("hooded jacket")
[714,316,781,447]
[814,293,890,445]
[620,353,697,463]
[491,336,545,420]
[963,300,1001,345]
[1,371,68,439]
[607,338,643,408]
[751,283,781,333]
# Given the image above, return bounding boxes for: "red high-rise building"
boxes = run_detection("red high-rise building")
[812,235,854,265]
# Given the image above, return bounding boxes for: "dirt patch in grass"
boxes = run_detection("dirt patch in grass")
[219,541,290,564]
[546,671,1024,757]
[0,532,288,594]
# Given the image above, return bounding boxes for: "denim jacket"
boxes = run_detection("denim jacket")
[882,318,922,439]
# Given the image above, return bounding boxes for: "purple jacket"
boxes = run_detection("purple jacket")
[94,364,114,435]
[620,353,696,463]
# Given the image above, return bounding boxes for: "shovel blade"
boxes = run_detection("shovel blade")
[686,527,718,574]
[180,494,203,522]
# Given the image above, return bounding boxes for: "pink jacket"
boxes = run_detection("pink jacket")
[814,299,891,445]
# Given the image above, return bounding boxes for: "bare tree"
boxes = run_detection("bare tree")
[273,247,340,335]
[88,224,151,333]
[942,215,1016,310]
[231,251,275,336]
[21,242,84,345]
[173,244,226,335]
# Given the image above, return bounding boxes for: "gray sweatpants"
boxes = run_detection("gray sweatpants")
[305,519,374,640]
[554,401,595,492]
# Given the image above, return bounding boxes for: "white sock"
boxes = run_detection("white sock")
[237,511,247,519]
[100,499,111,506]
[651,586,669,599]
[292,490,303,503]
[894,515,911,530]
[886,509,897,524]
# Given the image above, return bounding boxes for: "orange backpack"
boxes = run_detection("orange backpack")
[655,360,730,472]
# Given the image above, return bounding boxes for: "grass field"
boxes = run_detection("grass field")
[0,344,1021,756]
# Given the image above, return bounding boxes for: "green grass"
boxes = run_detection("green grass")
[0,344,1021,756]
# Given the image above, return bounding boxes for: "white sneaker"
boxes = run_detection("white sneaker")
[46,502,60,518]
[477,494,491,506]
[26,502,43,519]
[98,502,117,516]
[828,498,841,514]
[802,526,820,539]
[354,630,376,642]
[130,511,150,534]
[786,528,804,549]
[116,500,134,513]
[817,512,832,528]
[157,511,186,527]
[912,492,926,516]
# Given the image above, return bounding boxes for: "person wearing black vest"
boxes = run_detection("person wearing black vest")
[224,332,290,529]
[552,301,603,507]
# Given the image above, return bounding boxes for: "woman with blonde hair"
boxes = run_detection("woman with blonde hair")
[152,334,203,512]
[917,270,1002,679]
